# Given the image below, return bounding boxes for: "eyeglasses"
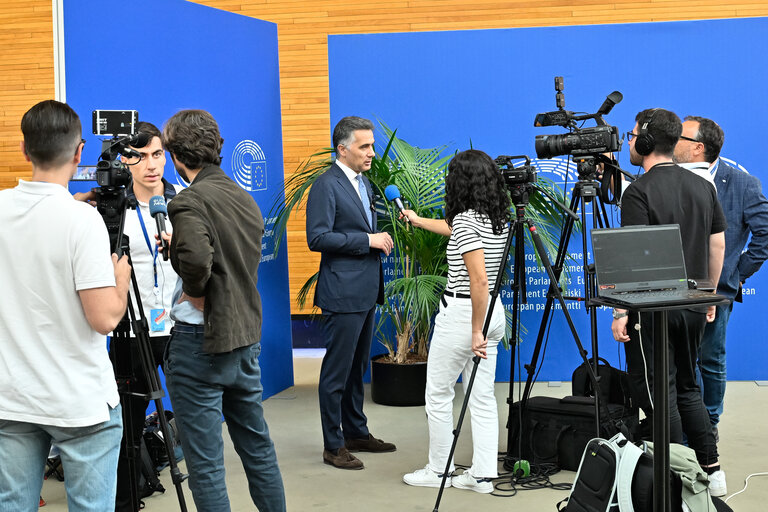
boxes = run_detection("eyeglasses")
[626,132,638,142]
[679,135,700,143]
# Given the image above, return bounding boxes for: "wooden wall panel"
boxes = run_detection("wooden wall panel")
[2,1,766,312]
[0,1,53,181]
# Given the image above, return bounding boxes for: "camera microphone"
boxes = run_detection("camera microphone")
[149,195,170,261]
[384,185,408,222]
[125,131,152,148]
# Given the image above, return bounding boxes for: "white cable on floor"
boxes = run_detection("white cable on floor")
[723,472,768,503]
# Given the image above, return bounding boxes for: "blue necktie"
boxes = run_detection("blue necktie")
[356,174,372,228]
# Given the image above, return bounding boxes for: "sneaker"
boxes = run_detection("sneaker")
[451,471,494,494]
[708,469,727,497]
[403,466,450,488]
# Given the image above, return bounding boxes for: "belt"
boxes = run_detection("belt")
[171,322,205,334]
[443,290,471,299]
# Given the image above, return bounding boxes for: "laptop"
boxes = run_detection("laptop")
[591,224,718,308]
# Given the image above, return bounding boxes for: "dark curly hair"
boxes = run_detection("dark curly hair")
[445,149,511,234]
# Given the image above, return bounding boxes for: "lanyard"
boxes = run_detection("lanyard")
[136,206,159,288]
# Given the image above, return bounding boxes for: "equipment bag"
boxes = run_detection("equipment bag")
[507,395,638,471]
[572,356,636,411]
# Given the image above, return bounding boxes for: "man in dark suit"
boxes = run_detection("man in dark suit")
[306,116,396,470]
[675,116,768,442]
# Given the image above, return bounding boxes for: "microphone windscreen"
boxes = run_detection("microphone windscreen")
[130,131,152,148]
[384,184,401,201]
[149,195,168,216]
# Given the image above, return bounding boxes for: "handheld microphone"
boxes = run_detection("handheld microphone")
[384,185,407,221]
[149,195,170,261]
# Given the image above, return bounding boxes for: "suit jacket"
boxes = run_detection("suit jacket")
[713,160,768,299]
[306,163,385,313]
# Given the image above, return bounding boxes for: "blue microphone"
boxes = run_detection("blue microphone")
[149,195,170,260]
[384,185,409,223]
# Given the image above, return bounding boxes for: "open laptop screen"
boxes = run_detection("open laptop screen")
[591,225,687,288]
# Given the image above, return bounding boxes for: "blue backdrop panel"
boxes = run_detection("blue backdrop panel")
[329,17,768,381]
[64,0,293,402]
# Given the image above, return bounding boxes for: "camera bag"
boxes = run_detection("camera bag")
[572,356,636,411]
[506,395,638,471]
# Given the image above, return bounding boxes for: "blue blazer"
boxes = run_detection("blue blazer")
[713,160,768,299]
[306,163,385,313]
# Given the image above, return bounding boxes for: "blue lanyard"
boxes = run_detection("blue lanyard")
[135,207,159,288]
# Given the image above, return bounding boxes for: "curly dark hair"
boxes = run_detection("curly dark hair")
[445,149,511,234]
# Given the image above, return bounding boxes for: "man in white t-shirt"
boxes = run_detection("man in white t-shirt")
[0,100,131,512]
[111,121,181,512]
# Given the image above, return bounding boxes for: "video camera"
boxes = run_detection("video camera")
[91,109,146,251]
[533,77,623,162]
[495,155,537,205]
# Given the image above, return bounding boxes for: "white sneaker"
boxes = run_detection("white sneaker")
[403,466,451,488]
[708,469,727,497]
[451,471,494,494]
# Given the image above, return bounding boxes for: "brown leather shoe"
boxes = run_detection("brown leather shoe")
[323,447,364,470]
[344,434,397,453]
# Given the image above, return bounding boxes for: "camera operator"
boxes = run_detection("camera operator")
[400,150,509,494]
[112,121,181,512]
[611,108,727,495]
[161,109,286,511]
[674,116,768,444]
[0,100,131,511]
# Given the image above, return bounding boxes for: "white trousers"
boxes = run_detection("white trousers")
[425,294,505,478]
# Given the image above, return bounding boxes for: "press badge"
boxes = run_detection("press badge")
[150,308,166,332]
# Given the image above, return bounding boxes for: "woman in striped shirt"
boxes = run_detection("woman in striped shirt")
[401,149,511,494]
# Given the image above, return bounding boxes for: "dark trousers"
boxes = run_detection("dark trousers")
[318,307,375,451]
[110,335,169,512]
[624,309,719,466]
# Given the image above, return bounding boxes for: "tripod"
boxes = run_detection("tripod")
[431,173,595,511]
[97,189,188,512]
[512,155,615,452]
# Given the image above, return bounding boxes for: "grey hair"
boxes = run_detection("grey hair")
[332,116,374,150]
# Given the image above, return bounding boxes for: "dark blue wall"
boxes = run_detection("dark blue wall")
[329,17,768,381]
[65,0,293,402]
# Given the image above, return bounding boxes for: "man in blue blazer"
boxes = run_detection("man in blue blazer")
[675,116,768,442]
[306,116,396,470]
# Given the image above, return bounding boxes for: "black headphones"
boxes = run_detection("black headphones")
[634,109,659,156]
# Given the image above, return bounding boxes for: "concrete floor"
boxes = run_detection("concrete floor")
[40,352,768,511]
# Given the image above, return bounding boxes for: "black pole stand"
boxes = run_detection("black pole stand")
[104,202,188,512]
[515,159,612,440]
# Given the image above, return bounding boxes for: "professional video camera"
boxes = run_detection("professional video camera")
[495,155,537,205]
[533,76,623,164]
[91,109,148,250]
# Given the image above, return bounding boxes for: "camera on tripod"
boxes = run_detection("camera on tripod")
[90,109,147,250]
[495,155,537,205]
[533,76,623,164]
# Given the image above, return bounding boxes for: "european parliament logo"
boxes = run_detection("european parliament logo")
[530,155,579,183]
[232,140,268,192]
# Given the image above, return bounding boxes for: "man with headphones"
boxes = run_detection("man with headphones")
[611,108,728,496]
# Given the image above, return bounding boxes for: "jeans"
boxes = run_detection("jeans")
[164,324,285,512]
[697,303,732,427]
[425,295,505,478]
[624,309,718,466]
[0,405,123,512]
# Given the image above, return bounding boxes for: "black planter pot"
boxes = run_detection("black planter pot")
[370,354,427,406]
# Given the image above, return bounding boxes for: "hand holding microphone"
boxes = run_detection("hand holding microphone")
[149,195,170,261]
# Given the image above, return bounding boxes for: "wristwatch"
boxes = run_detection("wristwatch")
[612,309,628,320]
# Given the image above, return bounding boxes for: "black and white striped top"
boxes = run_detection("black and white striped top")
[446,210,509,295]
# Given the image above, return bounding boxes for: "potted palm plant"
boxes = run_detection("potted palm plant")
[269,121,566,407]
